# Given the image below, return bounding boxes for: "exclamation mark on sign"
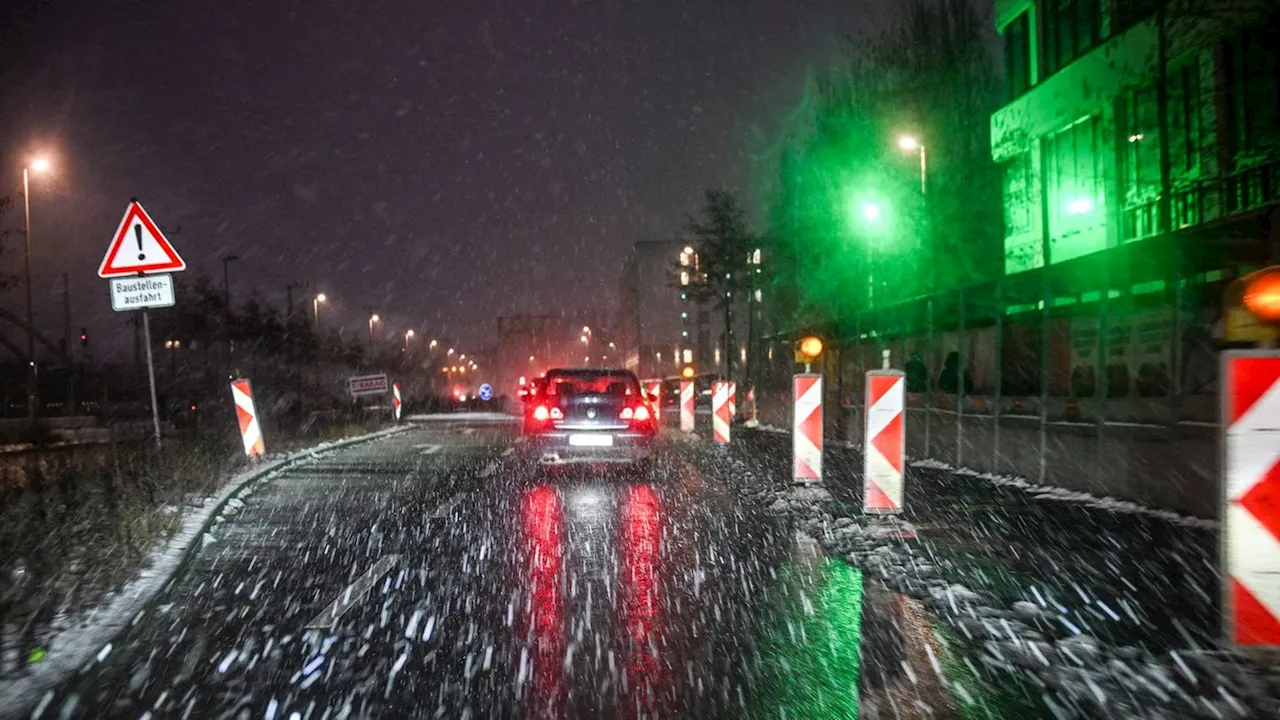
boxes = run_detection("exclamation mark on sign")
[134,224,145,261]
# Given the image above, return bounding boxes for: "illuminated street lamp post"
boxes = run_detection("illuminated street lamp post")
[367,312,380,343]
[313,293,326,329]
[897,135,928,196]
[22,156,51,420]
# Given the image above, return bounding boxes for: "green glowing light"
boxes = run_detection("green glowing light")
[1065,198,1094,215]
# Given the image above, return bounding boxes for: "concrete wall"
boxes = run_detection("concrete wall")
[758,391,1218,519]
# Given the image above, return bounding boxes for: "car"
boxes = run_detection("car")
[521,367,658,471]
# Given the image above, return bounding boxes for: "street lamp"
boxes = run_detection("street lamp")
[429,339,438,349]
[368,313,380,343]
[447,348,455,356]
[897,134,928,195]
[313,293,326,328]
[21,155,51,420]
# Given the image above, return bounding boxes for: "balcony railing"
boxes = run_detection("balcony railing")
[1120,158,1280,243]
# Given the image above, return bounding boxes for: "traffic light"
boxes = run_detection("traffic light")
[79,328,89,348]
[681,365,695,380]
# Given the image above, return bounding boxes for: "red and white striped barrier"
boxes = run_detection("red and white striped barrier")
[864,369,905,513]
[1224,350,1280,647]
[712,381,731,444]
[647,380,662,420]
[230,378,264,458]
[680,380,695,433]
[393,383,402,421]
[728,382,737,419]
[793,374,822,482]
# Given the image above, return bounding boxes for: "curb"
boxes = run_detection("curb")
[0,424,413,715]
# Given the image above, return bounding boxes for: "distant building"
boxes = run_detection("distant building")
[618,241,691,379]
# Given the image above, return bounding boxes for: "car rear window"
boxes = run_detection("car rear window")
[545,371,640,397]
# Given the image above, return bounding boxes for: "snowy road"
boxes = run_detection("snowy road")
[31,419,914,718]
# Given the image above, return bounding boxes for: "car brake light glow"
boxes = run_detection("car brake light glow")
[550,407,564,419]
[620,407,634,420]
[633,404,651,422]
[533,405,550,422]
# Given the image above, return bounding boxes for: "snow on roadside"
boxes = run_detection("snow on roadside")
[909,459,1218,530]
[404,412,518,423]
[718,448,1272,719]
[0,426,410,713]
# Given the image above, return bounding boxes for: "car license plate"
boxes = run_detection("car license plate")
[568,434,613,447]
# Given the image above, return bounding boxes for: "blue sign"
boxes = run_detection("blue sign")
[478,383,493,401]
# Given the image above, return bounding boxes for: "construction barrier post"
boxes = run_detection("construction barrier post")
[728,381,737,419]
[712,381,731,444]
[392,383,402,422]
[230,378,265,458]
[793,374,822,483]
[647,380,662,421]
[680,380,695,433]
[1223,350,1280,648]
[864,362,905,513]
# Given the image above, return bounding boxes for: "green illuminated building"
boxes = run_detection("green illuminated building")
[993,0,1277,276]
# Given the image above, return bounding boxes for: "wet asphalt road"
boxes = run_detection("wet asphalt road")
[34,418,899,719]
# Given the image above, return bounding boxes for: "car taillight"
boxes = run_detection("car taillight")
[533,405,550,422]
[550,407,563,419]
[620,404,653,424]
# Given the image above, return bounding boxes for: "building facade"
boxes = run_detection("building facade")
[618,240,691,380]
[993,0,1277,276]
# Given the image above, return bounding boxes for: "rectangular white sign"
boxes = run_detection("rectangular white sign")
[109,274,175,311]
[349,373,390,397]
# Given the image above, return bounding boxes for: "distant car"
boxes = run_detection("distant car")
[521,367,658,471]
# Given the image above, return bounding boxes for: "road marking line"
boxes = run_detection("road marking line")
[432,493,465,519]
[418,445,443,455]
[305,554,400,630]
[501,447,515,457]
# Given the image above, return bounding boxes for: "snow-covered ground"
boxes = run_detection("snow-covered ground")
[720,448,1276,718]
[404,412,519,423]
[0,426,410,713]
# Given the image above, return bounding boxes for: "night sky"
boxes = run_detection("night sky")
[2,0,889,356]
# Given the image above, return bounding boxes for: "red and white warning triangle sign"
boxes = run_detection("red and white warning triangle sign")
[98,201,186,278]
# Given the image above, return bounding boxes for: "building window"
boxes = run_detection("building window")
[1226,26,1279,156]
[1001,153,1033,238]
[1042,0,1101,76]
[1168,64,1202,179]
[1118,84,1160,206]
[1046,116,1105,260]
[1003,12,1032,99]
[1117,62,1201,238]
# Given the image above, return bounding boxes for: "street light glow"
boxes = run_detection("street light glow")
[29,157,51,173]
[429,339,438,348]
[405,329,415,338]
[315,293,326,303]
[897,135,921,151]
[370,314,380,323]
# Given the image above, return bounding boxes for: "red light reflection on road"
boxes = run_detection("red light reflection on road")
[523,485,564,718]
[621,484,666,717]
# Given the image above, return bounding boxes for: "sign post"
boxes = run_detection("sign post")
[712,381,731,444]
[793,336,825,485]
[864,350,905,513]
[230,379,264,457]
[1223,350,1280,648]
[348,373,390,398]
[680,380,695,433]
[99,200,186,448]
